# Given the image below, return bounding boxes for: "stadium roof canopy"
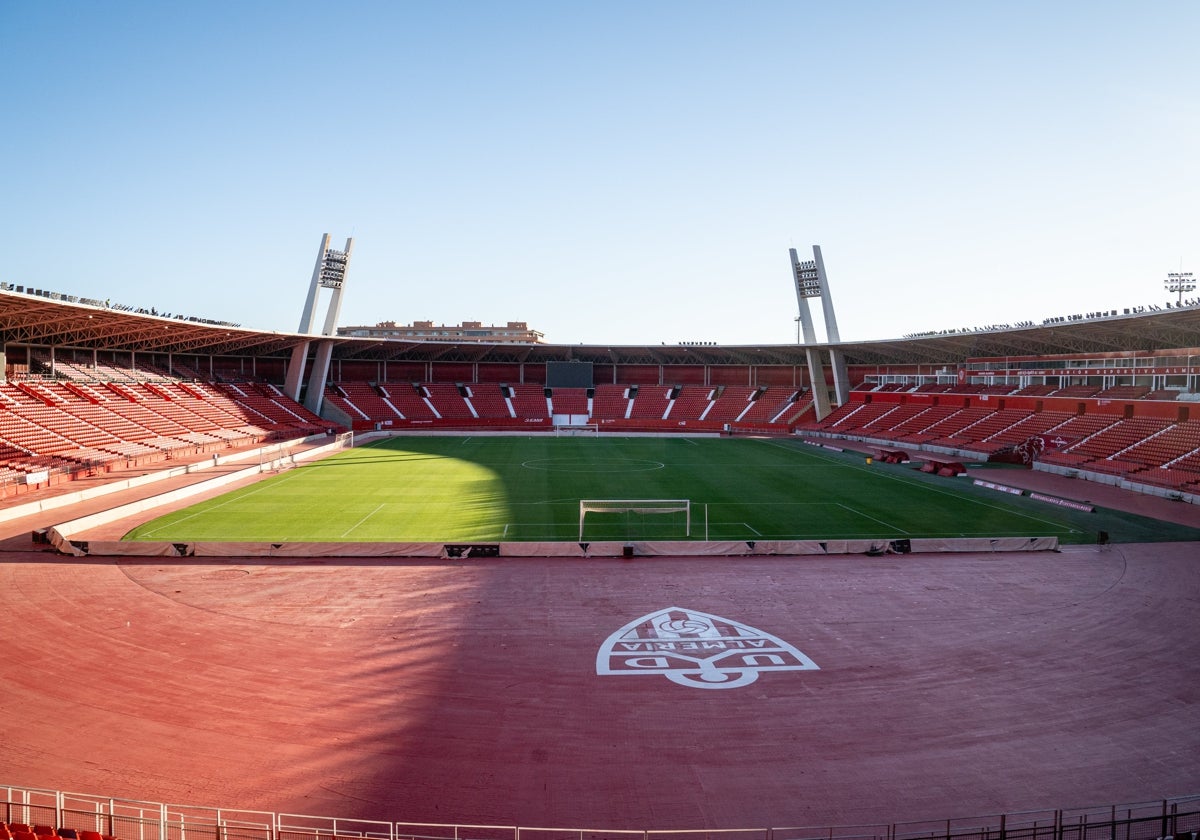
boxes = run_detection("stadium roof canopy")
[4,289,1200,368]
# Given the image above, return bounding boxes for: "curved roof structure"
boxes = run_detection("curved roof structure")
[4,287,1200,368]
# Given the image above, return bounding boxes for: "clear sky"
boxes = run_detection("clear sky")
[2,1,1196,346]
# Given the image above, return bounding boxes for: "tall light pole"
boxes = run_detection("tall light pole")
[1166,270,1195,305]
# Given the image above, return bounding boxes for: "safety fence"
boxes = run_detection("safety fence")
[3,785,1197,840]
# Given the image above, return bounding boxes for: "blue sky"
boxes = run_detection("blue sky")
[2,1,1196,346]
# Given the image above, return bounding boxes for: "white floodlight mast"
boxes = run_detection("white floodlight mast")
[284,234,354,413]
[789,245,850,418]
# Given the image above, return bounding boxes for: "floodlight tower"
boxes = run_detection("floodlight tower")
[1166,270,1196,305]
[790,245,850,419]
[284,234,353,415]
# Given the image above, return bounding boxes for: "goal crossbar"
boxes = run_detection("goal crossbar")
[579,499,691,541]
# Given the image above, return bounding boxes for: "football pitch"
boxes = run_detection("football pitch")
[123,436,1200,545]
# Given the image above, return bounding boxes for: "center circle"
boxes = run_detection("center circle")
[521,458,666,473]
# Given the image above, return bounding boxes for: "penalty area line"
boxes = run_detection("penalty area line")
[340,503,386,538]
[838,502,911,534]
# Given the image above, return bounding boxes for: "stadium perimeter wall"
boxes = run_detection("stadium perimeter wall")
[45,535,1061,559]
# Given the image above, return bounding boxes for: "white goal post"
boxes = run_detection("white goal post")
[555,423,599,436]
[579,499,691,541]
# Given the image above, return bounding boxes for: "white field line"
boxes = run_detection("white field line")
[341,503,386,538]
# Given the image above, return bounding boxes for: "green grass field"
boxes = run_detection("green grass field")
[124,436,1200,545]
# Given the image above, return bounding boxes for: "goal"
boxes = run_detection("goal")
[579,499,691,542]
[555,423,599,436]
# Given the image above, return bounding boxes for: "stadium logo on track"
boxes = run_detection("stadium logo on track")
[596,607,818,689]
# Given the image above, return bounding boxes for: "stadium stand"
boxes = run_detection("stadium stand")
[741,388,807,424]
[981,410,1076,448]
[377,382,437,420]
[704,385,758,422]
[465,382,512,418]
[423,382,476,419]
[667,385,715,420]
[882,405,962,443]
[4,281,1200,495]
[1055,417,1175,475]
[0,370,339,489]
[628,384,672,420]
[10,351,1200,493]
[508,383,551,419]
[547,387,588,416]
[591,383,630,420]
[921,407,999,447]
[938,407,1033,448]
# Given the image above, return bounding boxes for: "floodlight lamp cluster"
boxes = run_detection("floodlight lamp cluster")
[1165,271,1196,291]
[1166,271,1196,304]
[792,258,823,299]
[318,250,348,289]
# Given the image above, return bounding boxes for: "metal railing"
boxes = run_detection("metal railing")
[3,786,1197,840]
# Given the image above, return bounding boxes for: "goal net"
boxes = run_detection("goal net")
[555,423,599,436]
[579,499,691,542]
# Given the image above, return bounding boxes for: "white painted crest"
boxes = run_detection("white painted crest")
[596,607,818,689]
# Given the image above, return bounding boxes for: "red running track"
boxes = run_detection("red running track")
[1,543,1198,830]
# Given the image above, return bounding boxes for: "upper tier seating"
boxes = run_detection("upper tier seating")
[1011,385,1056,397]
[1096,385,1151,400]
[1049,384,1102,398]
